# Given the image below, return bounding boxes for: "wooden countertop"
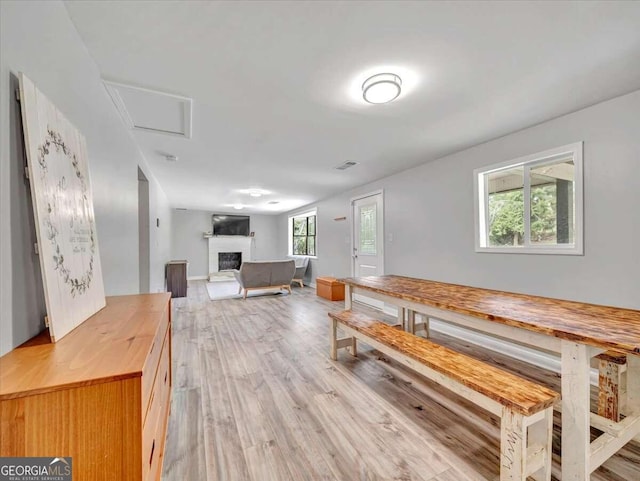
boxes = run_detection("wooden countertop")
[340,275,640,355]
[0,293,171,400]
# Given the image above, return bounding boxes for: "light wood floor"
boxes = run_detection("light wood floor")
[162,281,640,481]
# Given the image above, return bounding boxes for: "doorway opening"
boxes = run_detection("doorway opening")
[138,167,150,293]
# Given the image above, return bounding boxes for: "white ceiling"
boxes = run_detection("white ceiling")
[64,1,640,214]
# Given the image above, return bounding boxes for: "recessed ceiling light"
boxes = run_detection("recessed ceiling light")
[362,73,402,104]
[233,204,244,210]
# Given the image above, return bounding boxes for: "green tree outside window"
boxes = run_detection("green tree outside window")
[293,215,316,255]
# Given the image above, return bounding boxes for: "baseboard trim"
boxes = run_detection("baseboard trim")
[380,304,598,385]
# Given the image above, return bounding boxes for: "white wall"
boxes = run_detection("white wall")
[250,213,281,261]
[170,209,210,278]
[171,209,280,278]
[0,1,172,355]
[279,90,640,309]
[149,175,172,293]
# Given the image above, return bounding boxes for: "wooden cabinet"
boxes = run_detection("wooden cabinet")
[166,260,188,298]
[0,293,172,481]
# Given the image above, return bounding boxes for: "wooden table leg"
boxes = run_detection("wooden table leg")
[628,355,640,442]
[330,318,338,361]
[407,309,416,334]
[561,341,591,481]
[397,307,405,331]
[345,285,352,310]
[598,358,623,421]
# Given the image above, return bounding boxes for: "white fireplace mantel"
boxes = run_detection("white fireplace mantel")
[208,236,253,276]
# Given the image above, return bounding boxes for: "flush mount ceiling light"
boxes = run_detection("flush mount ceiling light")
[362,73,402,104]
[238,188,270,198]
[248,188,265,197]
[233,204,244,210]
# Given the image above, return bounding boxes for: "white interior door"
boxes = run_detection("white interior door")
[352,191,384,309]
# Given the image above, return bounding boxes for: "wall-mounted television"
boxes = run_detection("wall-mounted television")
[212,214,250,236]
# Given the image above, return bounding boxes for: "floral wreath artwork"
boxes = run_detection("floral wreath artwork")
[37,129,96,297]
[19,72,105,342]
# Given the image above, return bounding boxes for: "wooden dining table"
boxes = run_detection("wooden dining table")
[339,274,640,481]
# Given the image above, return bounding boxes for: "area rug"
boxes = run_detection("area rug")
[208,271,236,282]
[206,280,286,301]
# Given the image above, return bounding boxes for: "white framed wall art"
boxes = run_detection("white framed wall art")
[18,73,106,342]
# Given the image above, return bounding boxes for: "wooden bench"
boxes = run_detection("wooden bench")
[594,350,627,422]
[328,310,560,481]
[407,308,628,423]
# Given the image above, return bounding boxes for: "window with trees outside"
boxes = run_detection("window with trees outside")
[474,142,583,255]
[291,212,316,256]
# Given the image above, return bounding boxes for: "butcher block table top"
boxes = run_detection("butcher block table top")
[340,275,640,355]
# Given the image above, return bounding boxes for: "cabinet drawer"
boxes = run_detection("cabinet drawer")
[142,412,160,481]
[142,331,171,481]
[143,326,170,425]
[141,310,170,410]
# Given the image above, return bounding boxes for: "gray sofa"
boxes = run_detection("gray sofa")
[233,260,296,299]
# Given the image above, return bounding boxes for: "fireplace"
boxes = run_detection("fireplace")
[218,252,242,271]
[208,237,252,278]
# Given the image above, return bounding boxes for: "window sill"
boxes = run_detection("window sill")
[289,255,317,259]
[475,246,583,256]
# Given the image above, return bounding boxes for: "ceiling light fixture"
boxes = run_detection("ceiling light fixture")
[165,154,178,162]
[238,187,270,197]
[335,161,359,170]
[233,204,244,210]
[362,73,402,104]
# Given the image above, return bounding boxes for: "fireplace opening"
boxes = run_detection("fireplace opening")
[218,252,242,271]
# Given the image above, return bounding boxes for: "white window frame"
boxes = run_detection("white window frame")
[474,142,583,255]
[287,209,318,258]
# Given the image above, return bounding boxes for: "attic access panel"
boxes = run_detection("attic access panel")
[103,80,192,138]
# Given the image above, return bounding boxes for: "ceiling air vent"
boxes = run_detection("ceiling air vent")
[335,161,359,170]
[103,80,192,139]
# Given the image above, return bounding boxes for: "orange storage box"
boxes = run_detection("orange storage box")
[316,277,345,301]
